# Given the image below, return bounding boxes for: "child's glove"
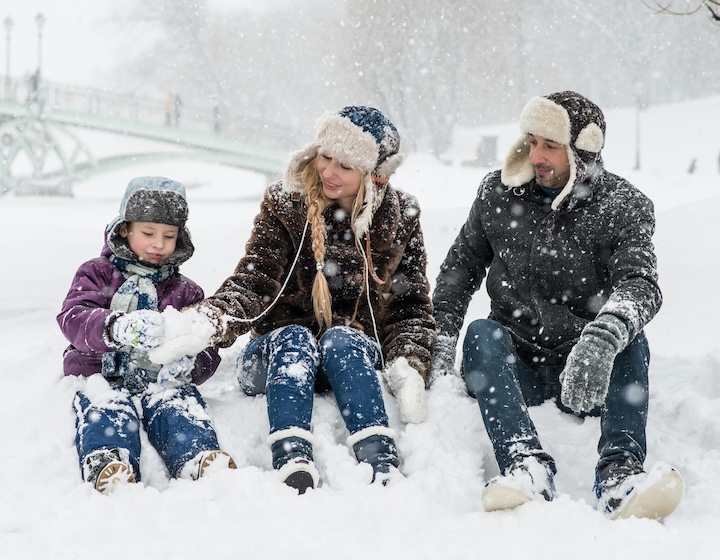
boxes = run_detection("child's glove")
[383,357,428,424]
[111,310,165,350]
[560,314,629,414]
[157,355,196,388]
[429,334,458,383]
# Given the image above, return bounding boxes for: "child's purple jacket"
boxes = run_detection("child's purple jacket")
[57,243,221,385]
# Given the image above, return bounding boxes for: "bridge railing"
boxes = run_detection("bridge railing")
[2,75,299,150]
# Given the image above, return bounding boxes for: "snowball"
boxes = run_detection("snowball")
[147,306,215,365]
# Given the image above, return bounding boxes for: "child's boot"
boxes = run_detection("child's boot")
[180,449,237,480]
[83,448,136,493]
[348,427,401,486]
[269,428,319,494]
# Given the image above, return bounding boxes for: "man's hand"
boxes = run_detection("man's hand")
[560,314,629,414]
[429,335,458,383]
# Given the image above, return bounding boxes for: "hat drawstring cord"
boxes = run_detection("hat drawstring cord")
[232,219,310,324]
[358,236,384,369]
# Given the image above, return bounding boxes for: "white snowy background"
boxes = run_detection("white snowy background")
[1,94,719,559]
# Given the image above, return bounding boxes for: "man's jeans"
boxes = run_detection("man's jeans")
[462,319,649,475]
[237,325,389,437]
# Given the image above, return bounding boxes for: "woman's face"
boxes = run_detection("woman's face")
[315,154,363,212]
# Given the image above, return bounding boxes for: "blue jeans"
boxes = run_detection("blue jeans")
[462,319,649,475]
[74,383,221,480]
[238,325,388,437]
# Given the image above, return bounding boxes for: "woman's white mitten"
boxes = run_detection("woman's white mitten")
[383,357,428,424]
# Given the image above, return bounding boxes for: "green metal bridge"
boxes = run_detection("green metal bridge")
[0,80,292,196]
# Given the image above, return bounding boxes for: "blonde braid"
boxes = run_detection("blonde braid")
[302,159,333,330]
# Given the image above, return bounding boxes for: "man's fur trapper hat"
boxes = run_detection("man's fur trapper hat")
[283,105,404,237]
[501,91,606,210]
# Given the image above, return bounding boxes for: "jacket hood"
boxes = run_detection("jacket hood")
[106,176,195,267]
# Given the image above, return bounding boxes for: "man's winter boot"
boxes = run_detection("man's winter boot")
[83,448,137,493]
[482,455,556,512]
[348,427,401,486]
[180,449,238,480]
[269,428,319,494]
[594,457,684,520]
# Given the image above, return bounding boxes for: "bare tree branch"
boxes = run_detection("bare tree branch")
[643,0,720,22]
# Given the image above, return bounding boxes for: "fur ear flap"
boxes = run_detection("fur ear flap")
[283,143,319,194]
[375,153,405,179]
[575,123,604,153]
[551,146,579,210]
[501,136,535,188]
[353,173,376,238]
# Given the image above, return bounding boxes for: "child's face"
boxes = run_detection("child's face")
[120,221,179,265]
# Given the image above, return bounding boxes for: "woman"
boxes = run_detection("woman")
[153,106,435,493]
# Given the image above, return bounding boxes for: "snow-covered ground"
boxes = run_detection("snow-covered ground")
[1,96,719,559]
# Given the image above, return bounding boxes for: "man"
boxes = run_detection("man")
[431,91,683,520]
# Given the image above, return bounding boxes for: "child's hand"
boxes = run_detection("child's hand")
[157,355,196,388]
[111,310,165,350]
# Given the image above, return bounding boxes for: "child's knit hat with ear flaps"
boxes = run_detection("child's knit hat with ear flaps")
[501,90,606,210]
[283,105,405,237]
[106,176,195,266]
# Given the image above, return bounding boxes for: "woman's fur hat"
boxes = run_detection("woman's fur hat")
[283,105,404,236]
[501,91,606,209]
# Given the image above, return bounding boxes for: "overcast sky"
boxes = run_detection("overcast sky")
[3,1,267,86]
[4,1,115,84]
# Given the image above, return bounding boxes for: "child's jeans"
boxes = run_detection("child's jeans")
[74,382,221,480]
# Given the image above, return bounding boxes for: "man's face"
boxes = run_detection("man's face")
[528,134,571,189]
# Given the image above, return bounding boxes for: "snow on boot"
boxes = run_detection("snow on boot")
[180,449,237,480]
[269,428,318,494]
[348,427,401,486]
[595,459,684,521]
[83,448,136,493]
[482,456,556,512]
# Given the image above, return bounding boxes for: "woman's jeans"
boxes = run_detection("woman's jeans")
[462,319,649,476]
[237,325,388,437]
[74,383,221,480]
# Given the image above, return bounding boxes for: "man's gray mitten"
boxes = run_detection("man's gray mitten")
[429,334,458,383]
[560,314,629,414]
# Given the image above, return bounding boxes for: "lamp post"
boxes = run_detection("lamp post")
[35,12,45,79]
[632,81,645,171]
[3,16,12,97]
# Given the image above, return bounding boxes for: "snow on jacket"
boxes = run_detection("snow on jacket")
[203,181,436,381]
[433,168,662,366]
[57,242,220,384]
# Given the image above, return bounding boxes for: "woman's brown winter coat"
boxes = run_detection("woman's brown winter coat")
[204,181,436,381]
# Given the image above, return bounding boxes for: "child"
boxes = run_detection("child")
[57,176,236,493]
[152,106,435,493]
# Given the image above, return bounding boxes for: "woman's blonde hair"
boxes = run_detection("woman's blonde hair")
[301,155,368,330]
